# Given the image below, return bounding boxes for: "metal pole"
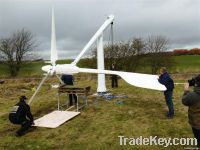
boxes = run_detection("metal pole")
[57,94,60,111]
[85,96,88,106]
[28,74,49,105]
[76,96,79,112]
[97,34,107,93]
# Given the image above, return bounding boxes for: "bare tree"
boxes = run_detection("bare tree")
[104,42,131,71]
[82,35,173,74]
[87,39,142,72]
[103,38,145,72]
[0,29,36,76]
[144,35,173,74]
[127,38,145,71]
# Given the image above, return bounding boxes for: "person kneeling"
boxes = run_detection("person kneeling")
[9,96,34,137]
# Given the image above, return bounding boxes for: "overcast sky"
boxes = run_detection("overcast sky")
[0,0,199,59]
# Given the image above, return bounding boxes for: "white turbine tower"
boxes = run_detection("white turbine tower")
[72,15,114,94]
[97,33,106,93]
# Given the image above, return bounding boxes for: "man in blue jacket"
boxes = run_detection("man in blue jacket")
[61,74,77,106]
[158,67,175,118]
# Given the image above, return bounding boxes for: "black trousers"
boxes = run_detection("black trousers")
[111,76,118,88]
[69,94,77,106]
[16,119,32,136]
[192,127,200,148]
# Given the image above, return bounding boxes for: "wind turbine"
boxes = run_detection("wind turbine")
[28,9,166,105]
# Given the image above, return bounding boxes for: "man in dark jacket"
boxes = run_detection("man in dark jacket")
[110,63,118,88]
[158,67,175,118]
[61,74,77,106]
[9,96,34,137]
[182,74,200,148]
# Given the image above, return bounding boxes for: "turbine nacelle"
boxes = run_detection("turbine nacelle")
[107,14,114,20]
[42,65,53,74]
[42,64,79,75]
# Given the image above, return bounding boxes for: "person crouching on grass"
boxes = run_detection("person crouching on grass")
[158,67,175,119]
[182,74,200,148]
[9,96,34,137]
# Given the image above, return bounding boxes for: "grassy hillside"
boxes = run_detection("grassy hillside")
[172,55,200,73]
[0,77,197,150]
[0,60,72,78]
[0,55,199,78]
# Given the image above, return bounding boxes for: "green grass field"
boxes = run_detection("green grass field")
[172,55,200,73]
[0,55,199,77]
[0,55,199,149]
[0,60,72,77]
[0,76,198,150]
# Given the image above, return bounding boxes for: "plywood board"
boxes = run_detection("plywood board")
[33,110,80,128]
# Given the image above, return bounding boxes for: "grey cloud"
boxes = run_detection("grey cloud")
[0,0,199,59]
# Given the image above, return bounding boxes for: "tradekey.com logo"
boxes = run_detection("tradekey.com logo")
[118,135,197,148]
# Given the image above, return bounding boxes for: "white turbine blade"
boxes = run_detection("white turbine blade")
[28,74,49,105]
[115,72,166,91]
[78,68,166,91]
[50,7,58,66]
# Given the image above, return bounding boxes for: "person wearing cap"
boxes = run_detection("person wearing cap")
[182,74,200,148]
[9,95,34,137]
[158,67,175,118]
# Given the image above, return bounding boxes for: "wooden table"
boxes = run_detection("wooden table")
[57,85,91,111]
